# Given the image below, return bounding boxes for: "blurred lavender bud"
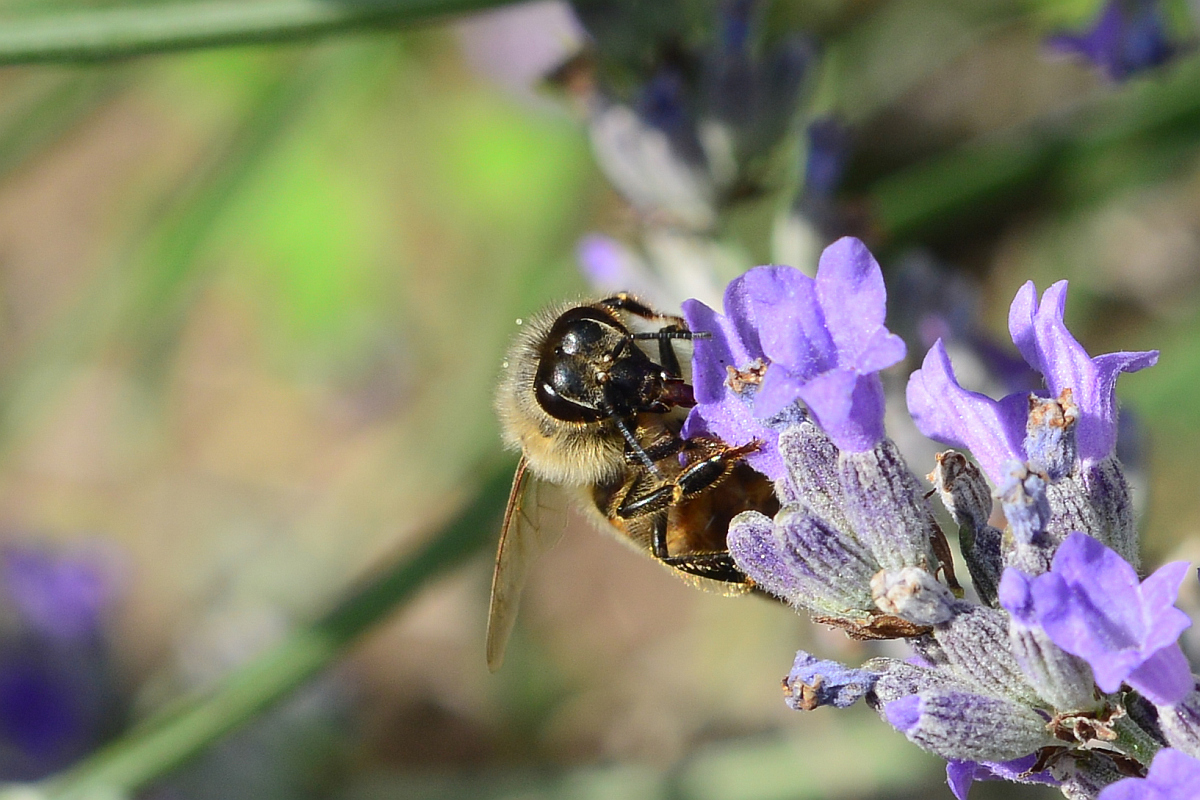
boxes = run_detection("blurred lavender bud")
[884,689,1056,762]
[929,451,1003,605]
[783,651,877,710]
[1046,0,1175,83]
[1158,689,1200,759]
[774,419,848,531]
[871,568,956,626]
[932,605,1041,704]
[728,508,877,617]
[839,439,940,572]
[1025,391,1079,481]
[999,568,1100,713]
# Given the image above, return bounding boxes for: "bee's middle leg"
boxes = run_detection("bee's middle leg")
[615,440,761,524]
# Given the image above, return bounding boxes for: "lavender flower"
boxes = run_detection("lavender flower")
[1097,748,1200,799]
[907,280,1157,485]
[1000,532,1192,706]
[1008,282,1159,469]
[947,754,1060,800]
[684,237,906,476]
[1047,0,1175,83]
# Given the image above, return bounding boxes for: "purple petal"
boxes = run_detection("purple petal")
[1127,644,1194,706]
[741,266,829,379]
[906,341,1027,482]
[884,695,921,733]
[998,568,1036,625]
[1022,533,1193,699]
[814,237,889,361]
[796,370,887,453]
[1007,281,1040,373]
[1008,282,1157,464]
[682,402,784,480]
[946,760,977,800]
[683,298,751,405]
[1140,561,1193,654]
[752,364,808,420]
[1099,748,1200,800]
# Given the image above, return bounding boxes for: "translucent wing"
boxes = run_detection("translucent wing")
[485,458,569,672]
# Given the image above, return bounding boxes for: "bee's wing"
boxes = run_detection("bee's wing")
[485,457,569,672]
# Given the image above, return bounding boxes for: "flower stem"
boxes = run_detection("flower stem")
[1113,712,1162,766]
[28,458,514,800]
[0,0,521,65]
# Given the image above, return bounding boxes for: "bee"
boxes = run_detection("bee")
[487,293,778,670]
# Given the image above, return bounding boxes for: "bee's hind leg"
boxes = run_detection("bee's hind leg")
[649,514,748,584]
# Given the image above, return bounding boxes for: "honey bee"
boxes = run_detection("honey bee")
[487,292,778,670]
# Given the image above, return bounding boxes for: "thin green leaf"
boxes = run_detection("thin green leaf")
[0,0,522,65]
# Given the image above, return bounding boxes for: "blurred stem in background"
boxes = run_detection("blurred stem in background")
[15,460,514,800]
[0,0,524,64]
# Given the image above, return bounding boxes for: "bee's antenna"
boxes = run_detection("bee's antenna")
[630,331,712,341]
[610,415,662,477]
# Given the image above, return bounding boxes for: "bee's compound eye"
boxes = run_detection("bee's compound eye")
[559,319,606,355]
[535,359,604,422]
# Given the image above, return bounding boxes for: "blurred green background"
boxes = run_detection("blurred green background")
[0,0,1198,798]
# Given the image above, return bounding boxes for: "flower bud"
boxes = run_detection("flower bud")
[885,690,1055,762]
[838,439,939,571]
[871,568,956,626]
[728,507,877,616]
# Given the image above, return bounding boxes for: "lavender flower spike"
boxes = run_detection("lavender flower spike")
[1008,281,1158,467]
[1001,532,1192,706]
[747,237,906,452]
[1097,748,1200,800]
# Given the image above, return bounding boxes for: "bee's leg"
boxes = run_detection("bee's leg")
[617,440,761,519]
[649,514,748,584]
[599,293,686,329]
[625,431,685,465]
[599,293,708,378]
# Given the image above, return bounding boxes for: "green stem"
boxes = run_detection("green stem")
[30,458,514,800]
[0,0,521,65]
[1112,712,1161,766]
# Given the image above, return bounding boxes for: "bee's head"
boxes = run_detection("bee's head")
[534,305,669,423]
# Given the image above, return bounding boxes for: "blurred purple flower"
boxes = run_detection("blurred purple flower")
[3,546,109,641]
[907,280,1157,483]
[1098,748,1200,799]
[946,753,1060,800]
[999,532,1192,706]
[684,237,905,470]
[802,117,850,201]
[0,543,121,779]
[1048,0,1174,82]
